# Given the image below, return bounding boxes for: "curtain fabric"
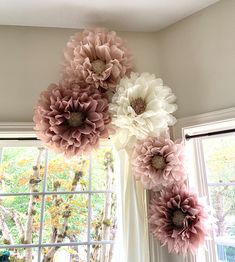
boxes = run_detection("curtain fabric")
[113,147,150,262]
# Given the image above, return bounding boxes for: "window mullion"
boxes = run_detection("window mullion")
[194,138,210,197]
[87,154,92,262]
[0,147,3,164]
[37,148,49,262]
[0,240,115,249]
[193,138,218,262]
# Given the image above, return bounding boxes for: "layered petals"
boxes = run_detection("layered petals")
[149,184,209,254]
[132,136,186,191]
[33,83,111,157]
[62,28,133,92]
[109,72,177,147]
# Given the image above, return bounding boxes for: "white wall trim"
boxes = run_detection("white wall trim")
[0,122,34,132]
[173,107,235,139]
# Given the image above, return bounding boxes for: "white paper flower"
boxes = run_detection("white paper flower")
[109,72,177,147]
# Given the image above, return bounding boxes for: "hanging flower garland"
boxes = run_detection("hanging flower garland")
[149,184,209,254]
[61,28,133,92]
[33,27,210,255]
[109,72,177,146]
[132,136,186,191]
[34,82,111,157]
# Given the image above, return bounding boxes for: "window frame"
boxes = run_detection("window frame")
[173,107,235,262]
[0,122,117,262]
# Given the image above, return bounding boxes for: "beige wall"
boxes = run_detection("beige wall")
[2,0,234,122]
[157,0,235,118]
[0,26,159,122]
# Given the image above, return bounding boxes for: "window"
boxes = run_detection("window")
[0,133,118,262]
[178,113,235,262]
[201,135,235,262]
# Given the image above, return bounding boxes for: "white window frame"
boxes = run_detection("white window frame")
[172,107,235,262]
[0,122,117,262]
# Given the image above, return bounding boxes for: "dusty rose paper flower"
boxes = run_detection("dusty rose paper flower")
[149,184,209,254]
[33,83,111,157]
[62,28,132,92]
[132,136,186,191]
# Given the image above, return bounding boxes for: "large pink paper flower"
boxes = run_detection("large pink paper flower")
[34,83,111,157]
[62,28,132,92]
[149,184,208,254]
[132,136,186,191]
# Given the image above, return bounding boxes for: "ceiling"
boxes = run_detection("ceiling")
[0,0,219,32]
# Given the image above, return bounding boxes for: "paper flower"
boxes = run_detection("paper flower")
[132,136,186,191]
[109,72,177,147]
[149,184,208,254]
[34,83,111,157]
[62,28,132,92]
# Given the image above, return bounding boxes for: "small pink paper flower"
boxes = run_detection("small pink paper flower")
[62,28,132,92]
[149,184,209,254]
[132,136,186,191]
[33,83,111,157]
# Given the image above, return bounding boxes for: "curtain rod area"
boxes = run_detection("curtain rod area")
[185,128,235,140]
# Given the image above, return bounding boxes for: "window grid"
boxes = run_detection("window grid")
[199,135,235,262]
[0,190,115,197]
[0,145,115,262]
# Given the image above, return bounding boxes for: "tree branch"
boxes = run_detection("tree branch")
[0,208,13,245]
[24,147,44,261]
[0,205,25,243]
[42,171,83,262]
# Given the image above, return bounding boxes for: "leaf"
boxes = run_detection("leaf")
[18,177,28,186]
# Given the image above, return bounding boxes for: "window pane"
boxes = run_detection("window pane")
[0,147,45,193]
[43,194,88,243]
[40,245,88,262]
[0,247,38,261]
[0,141,118,262]
[201,135,235,261]
[209,186,235,237]
[0,196,41,245]
[47,152,89,192]
[91,148,116,191]
[202,135,235,183]
[216,241,235,262]
[90,244,115,262]
[90,193,117,241]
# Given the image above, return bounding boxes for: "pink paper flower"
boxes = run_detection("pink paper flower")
[33,83,111,157]
[62,28,133,92]
[132,136,186,191]
[149,184,209,254]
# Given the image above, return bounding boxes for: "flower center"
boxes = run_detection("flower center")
[130,98,146,115]
[151,155,167,170]
[172,210,187,228]
[91,59,106,74]
[67,112,84,127]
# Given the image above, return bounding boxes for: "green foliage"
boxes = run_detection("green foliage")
[0,145,117,261]
[202,136,235,183]
[202,136,235,238]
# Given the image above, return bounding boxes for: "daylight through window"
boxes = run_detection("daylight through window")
[0,140,117,262]
[201,134,235,262]
[185,131,235,262]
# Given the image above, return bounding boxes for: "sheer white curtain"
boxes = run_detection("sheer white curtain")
[113,147,150,262]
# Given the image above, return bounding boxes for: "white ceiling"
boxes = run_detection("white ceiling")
[0,0,219,32]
